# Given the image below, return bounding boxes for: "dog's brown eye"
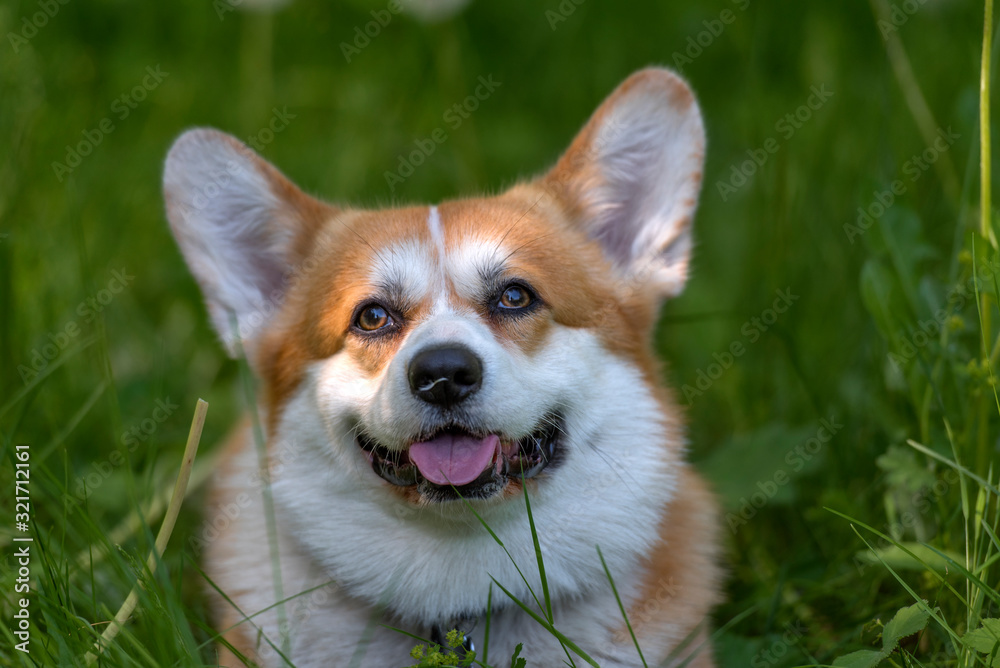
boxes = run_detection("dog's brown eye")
[499,285,533,309]
[356,305,391,331]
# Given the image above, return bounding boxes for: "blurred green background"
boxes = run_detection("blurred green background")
[2,0,998,665]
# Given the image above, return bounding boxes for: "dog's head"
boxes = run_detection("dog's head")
[165,68,704,619]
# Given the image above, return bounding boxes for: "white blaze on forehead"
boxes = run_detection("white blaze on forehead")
[427,205,446,259]
[447,235,511,304]
[364,237,436,303]
[367,208,517,314]
[362,207,465,309]
[427,205,455,310]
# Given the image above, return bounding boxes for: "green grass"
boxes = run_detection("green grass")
[2,0,1000,665]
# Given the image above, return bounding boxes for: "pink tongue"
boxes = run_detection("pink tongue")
[408,433,501,486]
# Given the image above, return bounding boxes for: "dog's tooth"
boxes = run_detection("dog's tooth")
[369,447,418,486]
[373,458,419,486]
[494,446,506,475]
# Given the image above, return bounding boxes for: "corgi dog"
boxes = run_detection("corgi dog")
[164,68,721,667]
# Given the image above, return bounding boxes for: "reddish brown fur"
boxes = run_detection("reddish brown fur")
[629,465,723,665]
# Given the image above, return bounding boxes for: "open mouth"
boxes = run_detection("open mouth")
[358,414,562,500]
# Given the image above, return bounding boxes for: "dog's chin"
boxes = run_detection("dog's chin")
[357,413,563,502]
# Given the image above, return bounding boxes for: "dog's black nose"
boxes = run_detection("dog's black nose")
[408,346,483,407]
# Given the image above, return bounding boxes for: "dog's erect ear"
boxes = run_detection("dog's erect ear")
[541,68,705,300]
[163,128,331,356]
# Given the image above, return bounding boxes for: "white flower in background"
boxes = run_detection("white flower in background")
[400,0,473,23]
[218,0,472,22]
[232,0,292,11]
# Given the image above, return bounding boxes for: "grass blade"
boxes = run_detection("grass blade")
[597,545,648,668]
[489,577,599,668]
[454,488,547,617]
[906,440,1000,498]
[521,478,553,623]
[85,398,207,664]
[851,528,961,645]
